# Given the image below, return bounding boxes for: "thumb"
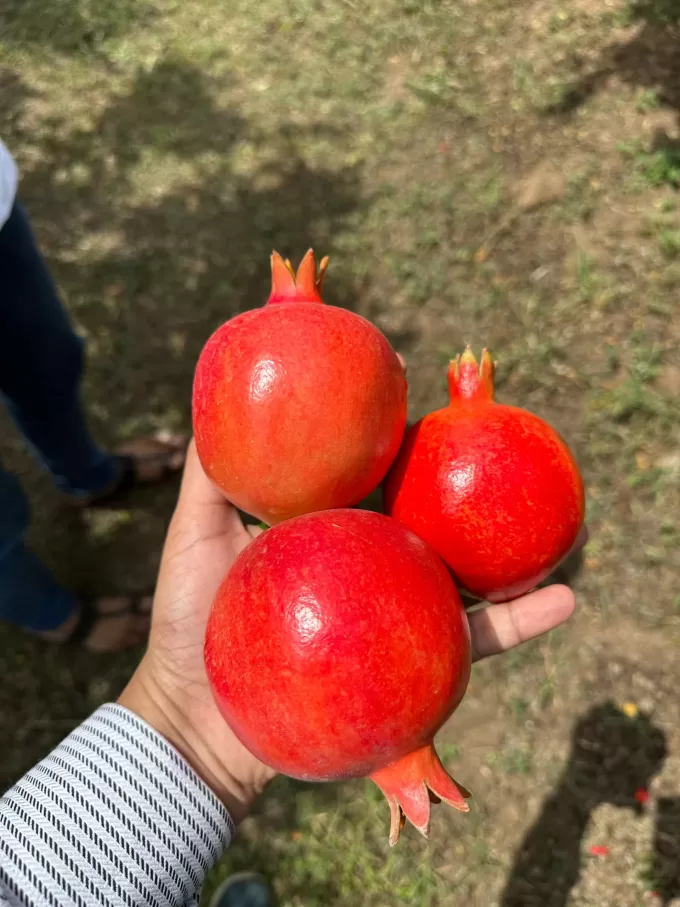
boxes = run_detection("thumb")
[169,439,245,547]
[153,441,249,636]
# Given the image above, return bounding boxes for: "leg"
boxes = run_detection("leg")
[0,462,152,646]
[0,468,75,632]
[0,200,118,496]
[0,200,187,501]
[0,202,170,647]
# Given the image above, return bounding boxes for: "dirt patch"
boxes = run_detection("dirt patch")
[515,161,567,211]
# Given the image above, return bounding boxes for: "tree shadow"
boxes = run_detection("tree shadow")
[0,56,365,784]
[547,0,680,117]
[500,702,668,907]
[0,0,157,55]
[12,56,364,442]
[5,54,364,500]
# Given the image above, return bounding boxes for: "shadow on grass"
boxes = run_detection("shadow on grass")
[650,796,680,905]
[546,0,680,117]
[500,701,668,907]
[0,55,365,785]
[7,54,365,598]
[11,56,365,439]
[0,0,157,54]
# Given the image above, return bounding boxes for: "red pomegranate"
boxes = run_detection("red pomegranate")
[205,509,472,844]
[193,251,407,524]
[384,348,585,603]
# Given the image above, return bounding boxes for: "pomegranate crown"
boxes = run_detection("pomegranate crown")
[448,346,495,403]
[267,249,329,305]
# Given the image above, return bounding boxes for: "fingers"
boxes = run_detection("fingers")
[468,584,576,662]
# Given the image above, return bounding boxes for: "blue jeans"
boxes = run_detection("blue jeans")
[0,201,119,631]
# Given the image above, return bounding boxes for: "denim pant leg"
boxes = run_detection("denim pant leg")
[0,468,75,632]
[0,200,118,497]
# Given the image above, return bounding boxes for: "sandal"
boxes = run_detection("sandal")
[209,873,273,907]
[65,595,153,653]
[67,431,188,509]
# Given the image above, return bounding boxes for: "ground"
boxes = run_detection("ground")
[1,0,679,903]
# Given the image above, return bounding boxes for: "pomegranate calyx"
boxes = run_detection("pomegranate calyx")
[448,346,495,403]
[267,249,329,305]
[369,744,470,846]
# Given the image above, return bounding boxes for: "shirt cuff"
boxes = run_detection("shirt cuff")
[0,703,234,907]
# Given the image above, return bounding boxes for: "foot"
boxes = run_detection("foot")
[209,873,273,907]
[37,596,153,653]
[67,431,188,508]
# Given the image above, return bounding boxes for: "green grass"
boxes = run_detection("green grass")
[501,747,533,775]
[576,251,595,301]
[619,140,680,190]
[205,779,442,905]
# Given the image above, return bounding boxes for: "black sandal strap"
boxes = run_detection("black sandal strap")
[67,602,100,646]
[84,456,137,509]
[67,595,153,647]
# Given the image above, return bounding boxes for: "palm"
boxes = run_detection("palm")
[131,443,579,819]
[142,447,273,815]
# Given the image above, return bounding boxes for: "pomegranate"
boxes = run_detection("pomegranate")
[193,251,407,524]
[384,348,585,603]
[205,509,472,844]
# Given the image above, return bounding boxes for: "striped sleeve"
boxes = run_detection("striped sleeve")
[0,704,234,907]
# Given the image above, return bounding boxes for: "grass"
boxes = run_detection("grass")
[501,747,533,775]
[619,140,680,190]
[1,0,680,905]
[576,251,595,301]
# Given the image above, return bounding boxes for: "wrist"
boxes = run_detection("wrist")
[118,659,263,823]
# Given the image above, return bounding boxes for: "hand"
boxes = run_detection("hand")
[120,442,580,822]
[119,441,272,823]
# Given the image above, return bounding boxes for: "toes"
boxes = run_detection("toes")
[118,432,189,480]
[153,431,190,469]
[85,597,152,653]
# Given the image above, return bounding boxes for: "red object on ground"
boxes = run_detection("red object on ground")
[588,845,610,857]
[384,348,585,603]
[635,787,650,805]
[205,509,472,845]
[193,251,407,524]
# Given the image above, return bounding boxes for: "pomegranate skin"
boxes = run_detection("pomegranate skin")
[193,251,407,525]
[384,349,585,603]
[205,510,471,783]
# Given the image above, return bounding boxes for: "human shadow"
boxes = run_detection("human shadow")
[500,702,667,907]
[547,0,680,118]
[650,796,680,905]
